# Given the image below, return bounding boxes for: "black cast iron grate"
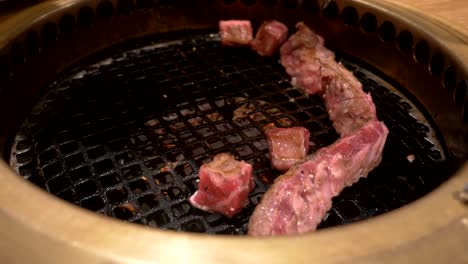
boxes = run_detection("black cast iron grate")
[10,32,451,234]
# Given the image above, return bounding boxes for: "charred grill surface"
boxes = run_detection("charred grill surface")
[10,32,450,234]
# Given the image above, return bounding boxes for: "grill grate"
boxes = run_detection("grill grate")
[10,32,451,234]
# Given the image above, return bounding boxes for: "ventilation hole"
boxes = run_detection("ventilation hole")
[99,173,121,188]
[463,102,468,123]
[97,0,114,18]
[454,80,467,106]
[136,0,154,9]
[25,31,40,57]
[241,0,256,5]
[113,204,135,220]
[260,0,276,6]
[379,21,396,42]
[88,146,106,159]
[302,0,319,13]
[443,66,456,90]
[341,6,358,25]
[44,162,64,178]
[0,56,10,81]
[81,196,105,211]
[59,14,76,37]
[47,176,70,193]
[78,6,95,28]
[223,0,236,4]
[76,180,98,197]
[107,187,129,203]
[429,52,444,76]
[129,178,149,194]
[65,153,85,168]
[322,1,338,19]
[69,166,92,182]
[41,22,58,45]
[172,202,191,217]
[147,210,169,226]
[11,42,25,64]
[360,12,377,33]
[397,30,413,53]
[282,0,298,8]
[94,159,114,175]
[414,40,430,64]
[117,0,135,14]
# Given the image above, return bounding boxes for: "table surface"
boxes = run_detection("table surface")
[394,0,468,31]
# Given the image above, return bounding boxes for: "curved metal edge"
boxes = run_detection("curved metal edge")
[0,0,82,47]
[0,159,467,264]
[0,0,467,263]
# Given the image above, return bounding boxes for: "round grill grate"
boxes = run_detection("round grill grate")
[10,32,451,234]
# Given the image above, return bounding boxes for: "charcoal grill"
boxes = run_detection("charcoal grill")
[0,0,467,263]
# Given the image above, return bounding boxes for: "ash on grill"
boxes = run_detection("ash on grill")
[10,33,450,234]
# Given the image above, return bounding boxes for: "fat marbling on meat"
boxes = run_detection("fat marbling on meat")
[189,153,255,217]
[219,20,253,46]
[252,20,289,56]
[248,121,388,236]
[265,127,310,171]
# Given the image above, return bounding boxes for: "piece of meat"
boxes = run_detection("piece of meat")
[252,20,289,56]
[219,20,253,46]
[279,22,334,94]
[322,62,377,136]
[280,22,377,135]
[265,127,310,171]
[189,153,255,217]
[248,121,388,236]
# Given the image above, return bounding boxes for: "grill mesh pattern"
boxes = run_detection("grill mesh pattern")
[10,33,450,234]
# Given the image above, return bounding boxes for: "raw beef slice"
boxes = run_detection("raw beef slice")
[219,20,253,46]
[252,20,289,56]
[189,153,255,217]
[265,127,310,171]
